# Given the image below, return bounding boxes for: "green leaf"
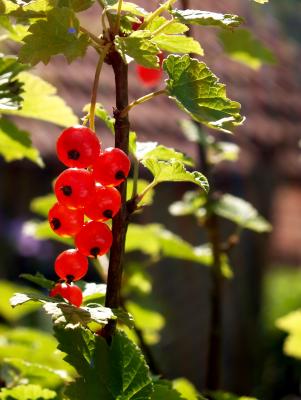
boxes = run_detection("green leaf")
[4,72,78,126]
[126,179,155,206]
[0,384,56,400]
[0,326,74,373]
[55,0,95,12]
[126,300,165,345]
[212,194,272,232]
[10,292,116,328]
[151,382,185,400]
[219,29,276,70]
[163,54,244,133]
[20,272,55,290]
[115,31,160,67]
[276,310,301,359]
[19,7,89,65]
[153,35,203,55]
[147,16,188,35]
[126,224,210,264]
[0,118,43,166]
[30,193,56,217]
[0,55,24,111]
[0,280,40,322]
[172,378,200,400]
[172,10,243,29]
[136,142,193,166]
[141,158,209,192]
[3,358,69,390]
[253,0,268,3]
[169,190,206,217]
[83,103,115,132]
[55,328,153,400]
[23,220,73,245]
[108,1,148,16]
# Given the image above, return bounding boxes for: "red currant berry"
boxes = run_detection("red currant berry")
[56,125,101,168]
[92,148,131,187]
[50,283,83,307]
[75,221,113,258]
[136,52,164,87]
[48,203,84,237]
[54,168,95,209]
[55,249,88,281]
[132,16,144,31]
[84,185,121,222]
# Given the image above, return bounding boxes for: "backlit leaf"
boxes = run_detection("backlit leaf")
[153,35,203,55]
[172,9,243,29]
[0,384,56,400]
[164,55,244,133]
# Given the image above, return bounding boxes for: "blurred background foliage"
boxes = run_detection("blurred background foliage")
[0,0,300,399]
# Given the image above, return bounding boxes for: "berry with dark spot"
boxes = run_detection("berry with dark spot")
[55,249,88,281]
[84,185,121,222]
[75,220,113,258]
[56,125,101,168]
[48,203,84,237]
[54,168,95,209]
[92,148,130,187]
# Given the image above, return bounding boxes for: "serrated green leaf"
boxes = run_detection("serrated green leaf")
[136,142,193,166]
[147,16,188,35]
[115,30,160,67]
[0,384,56,400]
[20,272,55,290]
[219,29,276,70]
[153,34,203,55]
[164,55,244,133]
[172,9,243,29]
[19,7,89,65]
[0,118,43,166]
[56,328,153,400]
[141,158,208,192]
[10,292,116,328]
[0,55,24,111]
[3,72,78,126]
[212,194,272,232]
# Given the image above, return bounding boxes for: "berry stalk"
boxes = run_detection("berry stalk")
[103,50,130,337]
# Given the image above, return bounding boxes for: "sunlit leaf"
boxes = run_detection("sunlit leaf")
[0,384,56,400]
[172,10,243,29]
[3,72,78,126]
[153,35,203,55]
[0,55,24,111]
[0,118,43,166]
[164,55,244,133]
[219,29,275,70]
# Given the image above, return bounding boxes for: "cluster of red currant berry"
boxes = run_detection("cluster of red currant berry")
[48,125,131,307]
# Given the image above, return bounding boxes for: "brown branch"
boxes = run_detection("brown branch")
[103,50,130,340]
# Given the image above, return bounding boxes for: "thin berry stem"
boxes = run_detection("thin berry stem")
[140,0,177,30]
[79,26,104,47]
[120,89,167,117]
[89,43,111,131]
[113,0,123,35]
